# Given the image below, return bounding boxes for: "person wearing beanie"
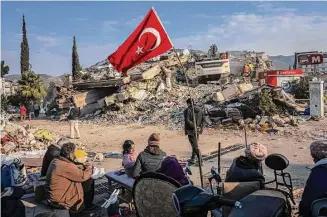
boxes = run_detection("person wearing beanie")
[132,133,167,178]
[225,143,268,185]
[299,141,327,217]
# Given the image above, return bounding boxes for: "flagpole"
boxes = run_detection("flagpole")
[152,6,204,188]
[172,47,204,189]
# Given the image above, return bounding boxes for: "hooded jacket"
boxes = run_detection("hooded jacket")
[157,157,189,186]
[225,156,265,184]
[45,156,92,211]
[41,144,61,177]
[299,159,327,217]
[184,106,204,136]
[132,146,167,178]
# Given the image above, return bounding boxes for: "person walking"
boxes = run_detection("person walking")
[27,100,35,121]
[68,105,81,139]
[34,103,40,118]
[20,104,27,121]
[184,98,204,164]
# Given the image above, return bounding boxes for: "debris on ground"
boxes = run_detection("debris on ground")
[1,122,55,155]
[43,49,313,132]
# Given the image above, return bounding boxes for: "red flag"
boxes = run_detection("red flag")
[108,8,173,76]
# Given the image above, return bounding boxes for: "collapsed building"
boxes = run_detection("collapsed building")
[45,48,308,132]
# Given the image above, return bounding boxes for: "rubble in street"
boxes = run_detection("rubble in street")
[1,122,55,155]
[44,50,312,132]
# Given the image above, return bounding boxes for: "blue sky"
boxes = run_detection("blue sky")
[1,1,327,75]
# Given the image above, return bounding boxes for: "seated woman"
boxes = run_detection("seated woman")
[299,141,327,217]
[225,143,267,185]
[45,143,93,212]
[157,156,191,186]
[122,140,138,177]
[132,133,167,178]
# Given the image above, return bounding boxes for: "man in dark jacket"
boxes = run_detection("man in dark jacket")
[225,143,267,186]
[299,141,327,217]
[132,133,167,178]
[28,100,35,121]
[184,98,204,164]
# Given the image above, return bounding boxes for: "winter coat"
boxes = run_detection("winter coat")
[157,156,190,186]
[299,159,327,217]
[225,156,265,184]
[27,103,34,113]
[68,107,79,120]
[41,144,61,177]
[184,106,204,136]
[45,156,92,211]
[132,146,167,178]
[122,151,139,178]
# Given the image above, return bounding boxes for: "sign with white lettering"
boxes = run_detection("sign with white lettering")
[298,53,324,65]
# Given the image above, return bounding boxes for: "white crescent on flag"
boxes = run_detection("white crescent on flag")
[138,27,161,51]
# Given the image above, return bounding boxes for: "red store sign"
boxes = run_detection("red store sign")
[298,53,324,65]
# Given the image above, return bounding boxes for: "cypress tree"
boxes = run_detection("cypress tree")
[72,36,81,80]
[20,15,30,74]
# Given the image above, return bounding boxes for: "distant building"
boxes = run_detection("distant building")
[0,78,18,96]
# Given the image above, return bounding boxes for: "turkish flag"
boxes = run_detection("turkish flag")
[108,8,173,76]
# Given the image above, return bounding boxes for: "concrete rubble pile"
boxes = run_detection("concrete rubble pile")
[48,51,308,132]
[0,122,54,155]
[205,84,309,133]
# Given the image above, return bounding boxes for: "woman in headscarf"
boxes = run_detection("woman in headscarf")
[157,156,191,186]
[132,133,167,178]
[299,141,327,217]
[225,143,268,185]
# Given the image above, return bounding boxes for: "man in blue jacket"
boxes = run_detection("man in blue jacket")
[299,141,327,217]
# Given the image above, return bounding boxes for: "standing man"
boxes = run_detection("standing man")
[27,100,35,121]
[184,98,204,164]
[68,104,81,139]
[34,102,40,118]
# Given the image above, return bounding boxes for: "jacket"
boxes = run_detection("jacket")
[27,103,34,113]
[123,151,138,178]
[225,156,265,184]
[184,106,204,136]
[40,144,61,177]
[45,156,92,210]
[68,108,79,120]
[299,159,327,217]
[132,146,167,178]
[157,157,189,186]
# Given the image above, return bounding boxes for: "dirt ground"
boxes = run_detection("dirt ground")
[26,118,327,180]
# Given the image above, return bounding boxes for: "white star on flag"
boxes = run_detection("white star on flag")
[136,46,143,55]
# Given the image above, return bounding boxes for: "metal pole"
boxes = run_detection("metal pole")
[172,47,204,188]
[218,142,221,174]
[244,126,248,149]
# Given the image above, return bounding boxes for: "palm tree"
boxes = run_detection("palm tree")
[18,71,47,103]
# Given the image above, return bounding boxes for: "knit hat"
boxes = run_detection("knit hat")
[310,140,327,160]
[245,143,268,162]
[148,133,160,146]
[74,149,88,163]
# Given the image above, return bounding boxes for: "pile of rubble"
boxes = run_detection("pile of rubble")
[1,122,54,155]
[46,50,310,132]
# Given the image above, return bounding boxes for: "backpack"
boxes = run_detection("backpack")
[1,157,27,188]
